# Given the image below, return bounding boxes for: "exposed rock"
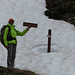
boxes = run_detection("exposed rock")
[0,66,39,75]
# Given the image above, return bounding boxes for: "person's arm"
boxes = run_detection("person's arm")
[3,27,9,46]
[16,26,31,36]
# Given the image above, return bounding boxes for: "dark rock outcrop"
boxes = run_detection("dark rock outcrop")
[0,66,39,75]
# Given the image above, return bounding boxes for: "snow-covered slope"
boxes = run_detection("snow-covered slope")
[0,0,75,75]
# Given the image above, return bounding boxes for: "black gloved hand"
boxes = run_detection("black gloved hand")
[5,46,8,49]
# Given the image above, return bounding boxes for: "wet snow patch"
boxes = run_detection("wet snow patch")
[31,44,61,54]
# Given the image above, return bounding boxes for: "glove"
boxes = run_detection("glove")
[5,46,8,49]
[27,26,31,30]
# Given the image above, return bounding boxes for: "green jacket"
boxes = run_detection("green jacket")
[3,24,29,46]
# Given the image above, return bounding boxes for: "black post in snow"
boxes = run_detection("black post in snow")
[47,29,51,53]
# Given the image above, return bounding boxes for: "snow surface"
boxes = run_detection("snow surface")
[0,0,75,75]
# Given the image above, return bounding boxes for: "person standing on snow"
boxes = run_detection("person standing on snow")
[3,18,31,70]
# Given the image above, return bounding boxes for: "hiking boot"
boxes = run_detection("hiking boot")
[7,65,13,71]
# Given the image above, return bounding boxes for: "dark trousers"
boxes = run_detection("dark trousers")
[7,43,16,68]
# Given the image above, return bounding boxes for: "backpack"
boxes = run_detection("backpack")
[0,25,11,48]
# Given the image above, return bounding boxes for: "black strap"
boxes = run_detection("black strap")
[7,26,16,41]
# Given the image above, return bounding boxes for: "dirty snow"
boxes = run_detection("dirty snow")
[0,0,75,75]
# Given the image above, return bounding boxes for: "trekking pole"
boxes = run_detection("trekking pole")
[47,29,51,53]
